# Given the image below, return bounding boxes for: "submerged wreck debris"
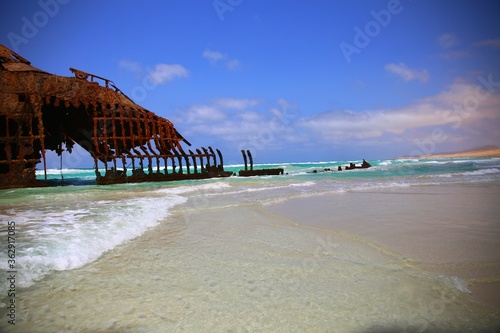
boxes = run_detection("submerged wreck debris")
[0,44,231,189]
[238,150,284,177]
[342,159,371,171]
[309,159,372,173]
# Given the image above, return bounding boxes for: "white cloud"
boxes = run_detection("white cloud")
[214,98,259,110]
[184,105,227,124]
[202,49,240,70]
[147,64,188,84]
[119,60,188,84]
[385,63,429,83]
[437,33,458,49]
[298,81,500,142]
[177,98,261,126]
[202,49,225,63]
[172,83,500,159]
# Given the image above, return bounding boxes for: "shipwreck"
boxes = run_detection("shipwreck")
[340,159,371,171]
[238,150,284,177]
[0,44,232,189]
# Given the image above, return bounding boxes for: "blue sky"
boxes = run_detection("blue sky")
[2,0,500,166]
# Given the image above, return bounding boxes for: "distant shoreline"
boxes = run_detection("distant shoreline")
[398,145,500,159]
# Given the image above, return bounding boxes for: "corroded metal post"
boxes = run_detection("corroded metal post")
[189,150,197,174]
[241,150,248,171]
[209,146,217,167]
[246,150,254,171]
[202,147,211,169]
[196,149,204,173]
[183,153,190,174]
[216,149,224,171]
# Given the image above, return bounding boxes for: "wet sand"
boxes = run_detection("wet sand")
[267,183,500,310]
[5,201,500,332]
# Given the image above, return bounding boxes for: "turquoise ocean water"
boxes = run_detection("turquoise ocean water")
[1,157,500,331]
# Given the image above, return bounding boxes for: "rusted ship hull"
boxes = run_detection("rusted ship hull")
[96,169,233,185]
[238,169,284,177]
[1,45,232,188]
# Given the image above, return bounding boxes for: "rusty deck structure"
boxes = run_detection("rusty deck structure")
[0,45,232,189]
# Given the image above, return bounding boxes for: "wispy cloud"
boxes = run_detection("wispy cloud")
[147,64,188,84]
[385,63,429,83]
[473,38,500,49]
[437,33,459,49]
[202,49,240,70]
[202,49,225,63]
[173,98,296,148]
[213,98,259,110]
[438,50,472,60]
[118,60,143,74]
[179,98,260,125]
[226,59,240,70]
[436,33,476,59]
[119,60,188,84]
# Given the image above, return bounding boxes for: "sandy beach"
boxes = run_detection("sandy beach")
[401,146,500,160]
[2,158,500,332]
[5,197,500,332]
[423,149,500,159]
[267,183,500,311]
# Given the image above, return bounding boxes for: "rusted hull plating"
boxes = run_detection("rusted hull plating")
[1,45,231,188]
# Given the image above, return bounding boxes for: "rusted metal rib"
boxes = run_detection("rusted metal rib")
[241,150,248,171]
[246,149,254,171]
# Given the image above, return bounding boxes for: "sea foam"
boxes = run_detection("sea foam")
[0,189,186,296]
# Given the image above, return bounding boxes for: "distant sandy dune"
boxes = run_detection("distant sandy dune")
[400,145,500,159]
